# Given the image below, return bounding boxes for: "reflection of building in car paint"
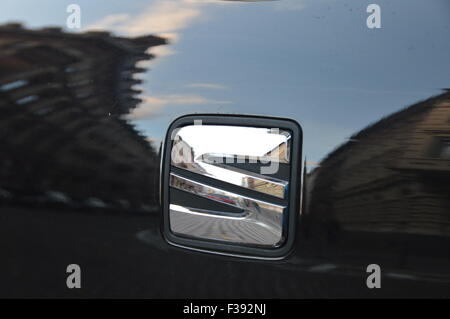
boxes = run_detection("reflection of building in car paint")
[307,90,450,237]
[0,23,167,211]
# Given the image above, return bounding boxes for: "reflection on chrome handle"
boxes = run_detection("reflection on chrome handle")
[169,173,286,247]
[171,125,290,198]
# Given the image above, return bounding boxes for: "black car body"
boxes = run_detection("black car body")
[0,0,449,298]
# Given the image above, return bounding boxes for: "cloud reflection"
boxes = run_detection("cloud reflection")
[126,94,232,119]
[85,0,233,58]
[86,0,236,120]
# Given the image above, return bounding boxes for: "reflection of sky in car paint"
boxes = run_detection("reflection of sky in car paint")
[1,0,449,164]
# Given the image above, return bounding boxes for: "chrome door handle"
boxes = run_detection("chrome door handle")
[161,115,302,259]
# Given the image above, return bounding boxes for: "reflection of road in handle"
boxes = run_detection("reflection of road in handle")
[169,173,286,247]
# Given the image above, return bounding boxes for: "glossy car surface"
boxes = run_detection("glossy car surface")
[0,0,449,297]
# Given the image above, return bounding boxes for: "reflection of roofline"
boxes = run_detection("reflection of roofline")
[117,119,157,154]
[309,89,450,175]
[0,23,168,54]
[0,22,168,116]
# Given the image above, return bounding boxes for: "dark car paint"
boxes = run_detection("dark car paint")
[0,1,449,298]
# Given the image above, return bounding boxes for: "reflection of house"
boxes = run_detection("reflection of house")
[171,136,196,169]
[307,90,450,237]
[263,134,289,163]
[0,24,167,210]
[245,135,290,197]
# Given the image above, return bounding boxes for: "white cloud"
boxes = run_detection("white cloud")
[85,13,131,30]
[84,0,230,60]
[185,83,228,89]
[85,1,200,36]
[126,94,232,119]
[85,1,239,119]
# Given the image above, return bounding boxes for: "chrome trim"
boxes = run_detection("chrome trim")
[165,239,286,261]
[178,158,288,199]
[169,173,286,247]
[171,125,291,198]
